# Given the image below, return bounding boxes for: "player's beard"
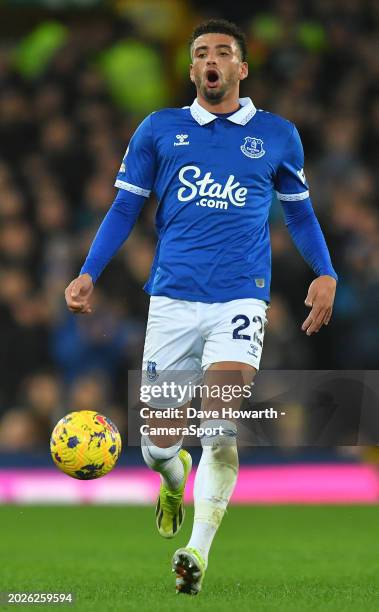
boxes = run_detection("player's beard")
[200,81,227,103]
[195,72,234,105]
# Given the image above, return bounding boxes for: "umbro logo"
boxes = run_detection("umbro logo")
[174,134,189,146]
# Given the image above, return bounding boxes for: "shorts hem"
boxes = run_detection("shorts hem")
[146,290,270,304]
[202,357,261,372]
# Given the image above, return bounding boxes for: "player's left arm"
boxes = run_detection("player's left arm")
[274,124,337,336]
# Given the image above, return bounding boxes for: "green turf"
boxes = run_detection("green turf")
[1,505,379,611]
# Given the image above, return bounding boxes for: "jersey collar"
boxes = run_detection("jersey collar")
[189,97,256,126]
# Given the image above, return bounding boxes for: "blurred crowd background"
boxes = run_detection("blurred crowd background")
[0,0,378,454]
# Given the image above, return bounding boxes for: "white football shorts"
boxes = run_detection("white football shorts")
[141,296,268,408]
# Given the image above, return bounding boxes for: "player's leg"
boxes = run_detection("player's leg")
[173,298,267,594]
[173,362,255,594]
[140,296,203,538]
[141,408,193,538]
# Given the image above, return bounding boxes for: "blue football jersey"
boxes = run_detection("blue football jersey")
[115,97,310,303]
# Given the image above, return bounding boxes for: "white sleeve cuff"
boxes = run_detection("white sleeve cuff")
[276,190,310,201]
[115,179,151,198]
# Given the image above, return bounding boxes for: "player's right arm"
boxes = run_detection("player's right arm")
[65,115,156,314]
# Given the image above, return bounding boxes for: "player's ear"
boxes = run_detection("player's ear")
[190,64,195,83]
[239,62,248,81]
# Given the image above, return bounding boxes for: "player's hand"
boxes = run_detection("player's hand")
[301,275,337,335]
[65,273,94,314]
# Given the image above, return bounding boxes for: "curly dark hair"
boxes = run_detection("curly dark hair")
[190,18,248,62]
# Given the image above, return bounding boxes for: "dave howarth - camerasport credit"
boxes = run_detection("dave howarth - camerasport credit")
[140,408,278,437]
[140,407,281,436]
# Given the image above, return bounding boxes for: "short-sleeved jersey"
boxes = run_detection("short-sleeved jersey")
[115,97,310,303]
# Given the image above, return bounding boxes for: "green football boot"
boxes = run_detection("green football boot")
[155,449,192,538]
[172,547,207,595]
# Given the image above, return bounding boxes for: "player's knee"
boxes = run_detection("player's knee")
[141,434,182,470]
[200,419,238,471]
[212,444,239,471]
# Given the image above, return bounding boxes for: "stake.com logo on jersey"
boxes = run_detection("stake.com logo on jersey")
[177,165,247,210]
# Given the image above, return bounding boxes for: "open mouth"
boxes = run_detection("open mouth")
[205,69,220,87]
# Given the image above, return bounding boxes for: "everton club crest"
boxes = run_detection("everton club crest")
[241,137,265,159]
[147,361,158,381]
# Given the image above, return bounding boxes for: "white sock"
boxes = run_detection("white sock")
[187,520,217,563]
[187,420,238,565]
[141,435,184,490]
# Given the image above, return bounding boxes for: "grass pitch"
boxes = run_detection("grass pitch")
[1,505,379,611]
